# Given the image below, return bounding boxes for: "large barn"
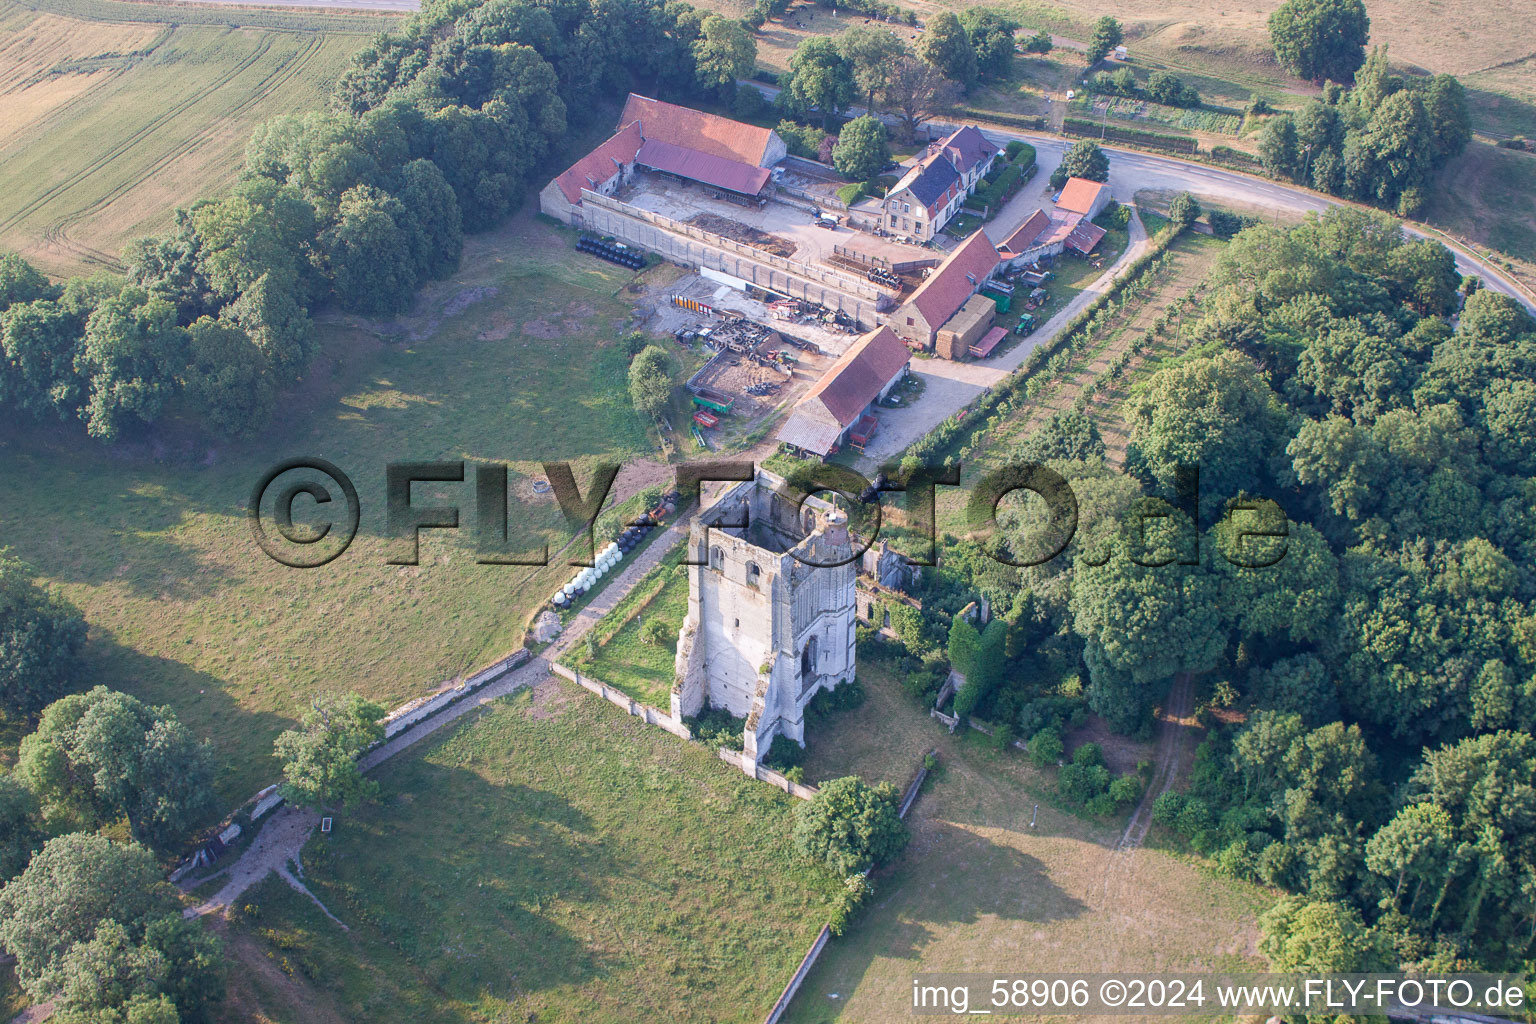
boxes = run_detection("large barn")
[539,94,787,226]
[776,326,911,458]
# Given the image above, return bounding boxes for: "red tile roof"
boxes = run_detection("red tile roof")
[636,138,771,196]
[1055,177,1109,217]
[1066,219,1107,254]
[621,94,777,166]
[999,209,1050,254]
[551,120,643,204]
[777,327,910,454]
[902,230,1001,330]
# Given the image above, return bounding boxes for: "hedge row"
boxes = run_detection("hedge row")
[954,109,1048,132]
[1208,144,1263,168]
[1062,117,1198,154]
[901,224,1187,467]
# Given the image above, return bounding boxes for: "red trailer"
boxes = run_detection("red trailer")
[692,410,719,428]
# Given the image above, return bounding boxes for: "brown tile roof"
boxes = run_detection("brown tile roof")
[934,125,998,175]
[621,94,777,166]
[551,120,643,204]
[777,327,910,454]
[901,230,1000,330]
[1055,176,1109,216]
[636,138,770,196]
[999,209,1050,254]
[1066,219,1107,254]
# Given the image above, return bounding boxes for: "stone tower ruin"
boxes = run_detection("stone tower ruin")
[672,470,857,766]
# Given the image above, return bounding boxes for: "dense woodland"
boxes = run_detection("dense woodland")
[870,207,1536,971]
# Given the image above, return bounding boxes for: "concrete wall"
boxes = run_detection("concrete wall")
[382,648,531,738]
[551,662,694,740]
[579,191,885,323]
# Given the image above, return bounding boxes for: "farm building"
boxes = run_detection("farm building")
[995,176,1112,268]
[888,229,1002,352]
[880,125,999,242]
[539,94,787,226]
[776,326,911,458]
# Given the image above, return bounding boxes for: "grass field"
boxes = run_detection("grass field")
[228,682,841,1024]
[0,213,661,801]
[566,546,691,708]
[0,0,391,277]
[783,660,1269,1023]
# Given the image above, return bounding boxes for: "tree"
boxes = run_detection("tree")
[398,158,463,282]
[0,834,223,1020]
[74,287,188,441]
[692,15,755,97]
[183,317,275,438]
[1389,731,1536,963]
[0,550,86,718]
[916,11,976,89]
[1125,351,1291,502]
[627,343,674,420]
[17,687,217,854]
[0,253,57,311]
[1257,115,1303,181]
[946,614,981,676]
[792,775,908,874]
[0,834,175,995]
[1051,140,1109,188]
[0,298,86,420]
[272,691,386,809]
[882,56,961,143]
[1020,30,1052,55]
[785,37,857,128]
[1259,896,1384,970]
[327,184,417,316]
[1015,409,1104,463]
[1365,802,1454,916]
[1085,16,1122,63]
[831,115,890,183]
[1167,192,1201,230]
[957,8,1018,81]
[0,773,42,882]
[1147,71,1198,107]
[1070,536,1226,732]
[1424,74,1471,161]
[1343,89,1434,211]
[1267,0,1369,83]
[837,27,906,110]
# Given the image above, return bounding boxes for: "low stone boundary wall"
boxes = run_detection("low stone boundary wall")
[383,648,531,738]
[763,925,832,1024]
[716,747,819,800]
[550,662,693,741]
[898,749,936,820]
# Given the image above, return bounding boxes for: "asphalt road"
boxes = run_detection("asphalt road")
[746,80,1535,313]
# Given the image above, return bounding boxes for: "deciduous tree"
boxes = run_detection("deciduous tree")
[1267,0,1369,83]
[272,691,386,809]
[792,775,908,874]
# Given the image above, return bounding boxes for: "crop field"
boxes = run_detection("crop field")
[1073,94,1241,135]
[566,546,691,708]
[230,683,841,1024]
[0,213,663,800]
[0,0,388,276]
[782,661,1267,1023]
